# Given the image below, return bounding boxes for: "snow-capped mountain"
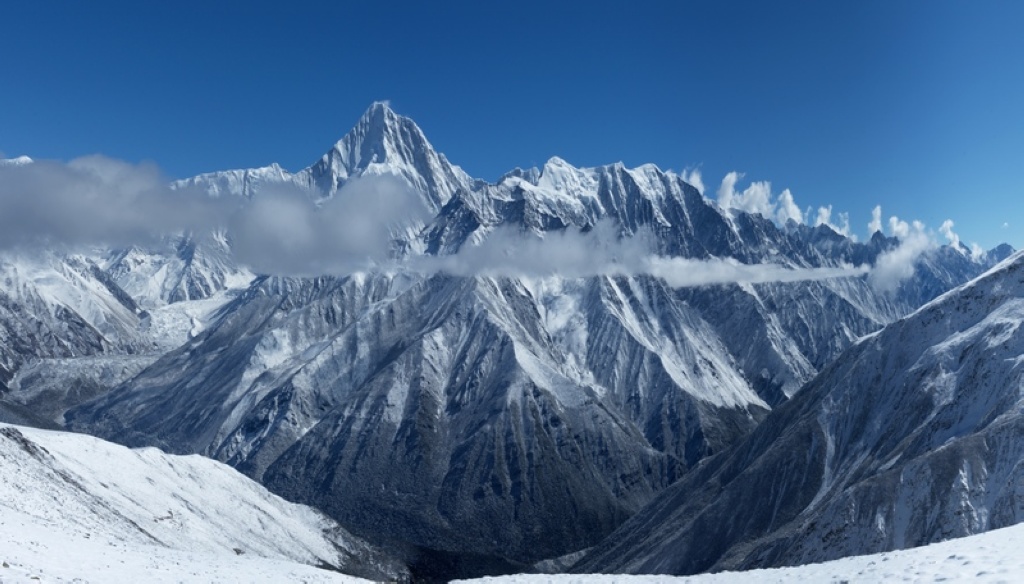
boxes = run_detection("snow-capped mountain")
[104,232,253,309]
[173,101,474,212]
[0,422,407,582]
[56,102,1012,577]
[575,250,1024,576]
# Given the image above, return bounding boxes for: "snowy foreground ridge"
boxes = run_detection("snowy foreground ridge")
[0,423,404,583]
[5,429,1021,584]
[1,426,1021,584]
[457,523,1024,583]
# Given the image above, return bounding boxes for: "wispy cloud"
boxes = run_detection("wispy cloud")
[939,219,960,249]
[414,220,867,286]
[716,172,805,226]
[681,168,705,195]
[970,243,985,262]
[814,205,852,238]
[888,215,912,239]
[643,256,867,287]
[868,205,882,235]
[869,219,933,292]
[776,188,803,225]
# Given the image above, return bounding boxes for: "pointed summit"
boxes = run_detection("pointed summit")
[300,102,471,211]
[337,100,426,170]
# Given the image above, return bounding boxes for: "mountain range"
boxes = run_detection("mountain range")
[0,102,1018,581]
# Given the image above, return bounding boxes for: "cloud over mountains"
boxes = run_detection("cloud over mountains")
[0,156,978,292]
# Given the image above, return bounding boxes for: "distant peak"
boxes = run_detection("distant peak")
[357,100,398,125]
[315,102,433,174]
[543,156,572,169]
[299,102,469,209]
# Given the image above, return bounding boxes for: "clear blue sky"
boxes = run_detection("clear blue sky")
[1,1,1021,248]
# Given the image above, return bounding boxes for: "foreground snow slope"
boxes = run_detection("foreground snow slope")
[456,521,1024,583]
[0,423,407,582]
[0,523,371,584]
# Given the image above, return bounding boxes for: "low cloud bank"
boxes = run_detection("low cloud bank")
[0,156,972,292]
[230,176,429,276]
[0,155,234,249]
[413,221,868,286]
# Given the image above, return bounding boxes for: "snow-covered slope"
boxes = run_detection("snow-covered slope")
[68,273,690,566]
[0,252,147,385]
[457,521,1024,583]
[104,232,253,309]
[576,251,1024,575]
[0,423,407,582]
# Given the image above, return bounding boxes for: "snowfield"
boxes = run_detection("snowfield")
[0,424,403,583]
[457,522,1024,583]
[0,524,369,584]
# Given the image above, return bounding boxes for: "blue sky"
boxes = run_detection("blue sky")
[1,1,1021,248]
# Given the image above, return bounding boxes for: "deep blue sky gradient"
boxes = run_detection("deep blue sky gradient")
[2,1,1022,247]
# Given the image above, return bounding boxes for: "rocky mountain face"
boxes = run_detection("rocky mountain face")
[0,252,148,386]
[3,103,1011,576]
[575,251,1024,576]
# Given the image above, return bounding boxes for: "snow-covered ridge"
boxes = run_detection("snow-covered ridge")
[0,423,407,582]
[456,521,1024,583]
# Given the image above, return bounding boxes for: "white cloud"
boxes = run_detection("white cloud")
[815,205,833,227]
[0,155,236,250]
[717,172,806,227]
[0,156,430,274]
[868,205,882,235]
[417,220,866,287]
[869,221,934,292]
[416,221,648,280]
[776,189,803,225]
[716,171,741,211]
[970,242,985,262]
[231,175,429,276]
[1003,222,1010,229]
[643,256,867,287]
[815,205,852,238]
[888,215,911,239]
[939,219,961,250]
[682,168,705,195]
[732,180,773,218]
